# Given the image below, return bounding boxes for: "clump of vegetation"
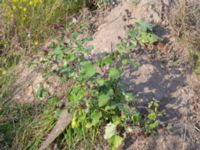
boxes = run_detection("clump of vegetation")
[16,20,161,150]
[45,32,140,149]
[127,19,159,46]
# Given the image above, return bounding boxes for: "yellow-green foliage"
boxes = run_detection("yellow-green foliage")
[3,0,43,21]
[1,0,84,50]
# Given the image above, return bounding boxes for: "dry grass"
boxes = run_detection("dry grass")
[171,0,200,73]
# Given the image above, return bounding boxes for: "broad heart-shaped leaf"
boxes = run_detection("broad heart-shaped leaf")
[100,55,114,66]
[80,61,96,80]
[109,67,120,80]
[66,53,75,62]
[91,111,102,126]
[98,93,110,107]
[98,89,113,107]
[108,135,123,150]
[104,123,116,140]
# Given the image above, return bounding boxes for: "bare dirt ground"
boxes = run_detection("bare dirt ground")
[11,0,200,149]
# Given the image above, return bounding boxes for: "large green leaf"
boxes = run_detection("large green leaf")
[148,112,156,120]
[101,55,114,66]
[98,93,110,107]
[109,68,120,80]
[66,53,76,62]
[108,135,123,150]
[91,111,102,126]
[137,32,159,44]
[98,89,113,107]
[148,33,159,44]
[80,61,96,79]
[68,84,85,102]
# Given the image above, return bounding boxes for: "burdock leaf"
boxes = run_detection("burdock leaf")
[108,135,123,150]
[109,68,120,80]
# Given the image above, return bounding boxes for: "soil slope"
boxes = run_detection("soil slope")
[11,0,200,149]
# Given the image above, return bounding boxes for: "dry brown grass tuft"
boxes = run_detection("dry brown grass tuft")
[171,0,200,73]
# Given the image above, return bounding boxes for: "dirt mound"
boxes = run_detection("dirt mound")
[10,0,200,149]
[88,1,132,53]
[133,0,178,24]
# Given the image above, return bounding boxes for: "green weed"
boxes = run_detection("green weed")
[116,19,160,53]
[30,20,160,149]
[42,31,137,149]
